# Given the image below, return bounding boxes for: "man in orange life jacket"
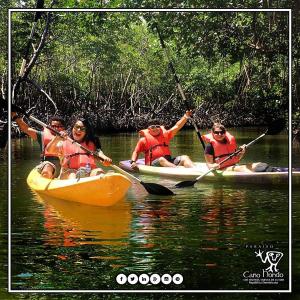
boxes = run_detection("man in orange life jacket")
[130,111,194,169]
[11,111,65,178]
[203,122,246,171]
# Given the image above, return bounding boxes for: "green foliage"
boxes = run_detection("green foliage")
[5,2,297,130]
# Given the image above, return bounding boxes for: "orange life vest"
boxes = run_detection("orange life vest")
[41,128,57,160]
[203,132,239,168]
[61,140,97,170]
[139,126,172,165]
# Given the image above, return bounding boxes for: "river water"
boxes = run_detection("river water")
[1,128,300,298]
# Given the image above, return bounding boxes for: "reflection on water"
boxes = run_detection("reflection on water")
[200,188,247,235]
[34,193,132,247]
[8,131,293,291]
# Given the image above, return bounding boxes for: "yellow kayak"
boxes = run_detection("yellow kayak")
[27,169,132,206]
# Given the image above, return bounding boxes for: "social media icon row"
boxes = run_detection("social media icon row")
[116,273,183,285]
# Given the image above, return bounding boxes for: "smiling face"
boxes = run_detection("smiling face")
[72,120,86,142]
[148,124,161,136]
[212,126,226,142]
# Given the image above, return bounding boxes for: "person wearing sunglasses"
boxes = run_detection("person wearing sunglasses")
[130,111,194,169]
[46,117,112,179]
[11,111,65,178]
[203,123,246,170]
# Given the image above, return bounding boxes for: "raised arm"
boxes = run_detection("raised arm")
[11,112,38,140]
[169,110,192,138]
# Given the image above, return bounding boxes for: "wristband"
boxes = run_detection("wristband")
[130,160,136,164]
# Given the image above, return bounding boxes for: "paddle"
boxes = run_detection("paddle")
[175,119,286,188]
[152,22,206,150]
[11,104,174,196]
[110,165,174,196]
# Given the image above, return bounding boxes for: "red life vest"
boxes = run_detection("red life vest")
[41,128,57,159]
[139,126,172,165]
[203,132,239,168]
[61,140,97,170]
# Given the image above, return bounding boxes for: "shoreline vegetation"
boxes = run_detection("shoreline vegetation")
[1,2,299,144]
[10,108,278,136]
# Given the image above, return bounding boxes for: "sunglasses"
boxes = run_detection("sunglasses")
[148,125,160,130]
[213,130,225,135]
[74,125,86,131]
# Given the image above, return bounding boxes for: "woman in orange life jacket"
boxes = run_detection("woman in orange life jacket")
[204,123,289,173]
[11,111,65,178]
[46,117,112,179]
[130,110,194,169]
[203,122,248,172]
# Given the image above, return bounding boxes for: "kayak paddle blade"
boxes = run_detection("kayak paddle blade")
[175,180,197,188]
[141,182,174,196]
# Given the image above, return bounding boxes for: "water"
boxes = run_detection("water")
[2,128,299,296]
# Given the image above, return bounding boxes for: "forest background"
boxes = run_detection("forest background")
[0,0,299,137]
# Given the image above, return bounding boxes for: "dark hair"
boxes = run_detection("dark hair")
[212,122,226,132]
[71,117,101,150]
[147,119,162,127]
[49,115,66,127]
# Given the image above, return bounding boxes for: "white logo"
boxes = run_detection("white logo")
[116,274,127,285]
[255,250,283,272]
[173,274,183,285]
[161,274,172,284]
[116,273,183,285]
[150,274,160,285]
[139,274,149,285]
[127,274,138,285]
[243,246,285,285]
